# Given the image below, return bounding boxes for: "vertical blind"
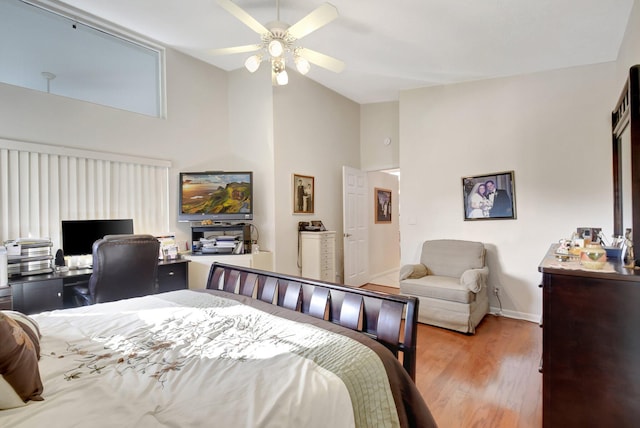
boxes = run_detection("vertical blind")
[0,139,171,252]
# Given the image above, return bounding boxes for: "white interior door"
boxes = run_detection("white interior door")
[342,166,369,286]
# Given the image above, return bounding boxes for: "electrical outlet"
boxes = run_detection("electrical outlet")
[493,287,500,295]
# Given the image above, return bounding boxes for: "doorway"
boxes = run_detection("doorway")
[342,166,400,287]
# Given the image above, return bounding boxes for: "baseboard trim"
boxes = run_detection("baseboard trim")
[368,268,400,288]
[490,306,540,323]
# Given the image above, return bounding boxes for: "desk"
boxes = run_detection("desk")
[7,259,190,314]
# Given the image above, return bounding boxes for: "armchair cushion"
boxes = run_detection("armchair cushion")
[400,276,476,304]
[420,240,485,278]
[399,263,428,280]
[460,266,489,293]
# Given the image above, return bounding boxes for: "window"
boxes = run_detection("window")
[0,0,165,117]
[0,138,171,251]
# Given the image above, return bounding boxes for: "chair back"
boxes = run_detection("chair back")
[420,239,485,277]
[88,234,160,304]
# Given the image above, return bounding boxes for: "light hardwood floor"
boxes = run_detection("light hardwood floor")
[363,284,543,428]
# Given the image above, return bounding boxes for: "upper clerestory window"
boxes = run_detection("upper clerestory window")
[0,0,165,117]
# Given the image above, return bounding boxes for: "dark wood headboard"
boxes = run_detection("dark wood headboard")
[206,262,420,380]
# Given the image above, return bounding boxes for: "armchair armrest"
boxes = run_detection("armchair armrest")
[399,263,429,280]
[460,266,489,293]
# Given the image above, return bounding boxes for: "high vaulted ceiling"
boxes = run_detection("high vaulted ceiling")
[51,0,634,104]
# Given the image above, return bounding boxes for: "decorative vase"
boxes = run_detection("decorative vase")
[580,243,607,269]
[624,239,635,268]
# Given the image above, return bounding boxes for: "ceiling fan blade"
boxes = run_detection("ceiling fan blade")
[298,48,345,73]
[208,44,262,55]
[216,0,269,35]
[287,3,338,40]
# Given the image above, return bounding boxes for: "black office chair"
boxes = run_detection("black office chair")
[73,234,160,305]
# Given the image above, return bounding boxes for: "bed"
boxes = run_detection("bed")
[0,263,437,427]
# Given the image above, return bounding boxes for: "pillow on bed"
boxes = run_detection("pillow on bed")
[0,311,44,409]
[2,311,41,358]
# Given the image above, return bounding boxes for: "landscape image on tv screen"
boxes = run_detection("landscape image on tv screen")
[181,173,251,215]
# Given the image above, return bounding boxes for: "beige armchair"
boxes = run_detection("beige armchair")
[399,239,488,334]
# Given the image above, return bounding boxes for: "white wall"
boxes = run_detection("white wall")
[4,0,639,295]
[227,67,276,257]
[0,48,230,249]
[358,0,640,316]
[360,102,401,285]
[367,171,400,283]
[360,102,399,171]
[0,41,361,282]
[616,0,640,84]
[272,72,360,279]
[399,63,618,320]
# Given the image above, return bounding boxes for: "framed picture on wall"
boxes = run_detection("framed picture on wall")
[293,174,314,214]
[462,171,516,220]
[375,188,392,223]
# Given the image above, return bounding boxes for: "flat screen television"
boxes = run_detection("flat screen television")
[61,219,134,256]
[178,171,253,222]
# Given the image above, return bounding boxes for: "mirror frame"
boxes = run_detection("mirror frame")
[612,65,640,263]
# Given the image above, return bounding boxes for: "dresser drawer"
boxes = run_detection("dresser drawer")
[0,287,12,310]
[157,261,189,293]
[11,279,63,314]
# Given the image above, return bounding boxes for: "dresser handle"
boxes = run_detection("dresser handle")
[168,271,174,276]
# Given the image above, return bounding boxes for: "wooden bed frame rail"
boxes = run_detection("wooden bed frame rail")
[207,262,420,380]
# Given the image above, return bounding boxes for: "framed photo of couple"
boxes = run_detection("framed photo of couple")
[462,171,516,221]
[293,174,314,214]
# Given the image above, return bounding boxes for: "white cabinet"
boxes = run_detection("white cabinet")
[185,252,273,289]
[300,231,335,282]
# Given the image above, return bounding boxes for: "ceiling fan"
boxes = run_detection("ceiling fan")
[210,0,345,86]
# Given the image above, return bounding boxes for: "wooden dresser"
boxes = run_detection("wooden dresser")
[538,246,640,427]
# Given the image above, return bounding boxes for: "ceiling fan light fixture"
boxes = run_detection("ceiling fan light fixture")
[268,39,284,57]
[244,55,262,73]
[276,69,289,86]
[294,56,310,75]
[214,0,343,84]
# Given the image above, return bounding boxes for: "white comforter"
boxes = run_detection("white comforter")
[1,290,400,428]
